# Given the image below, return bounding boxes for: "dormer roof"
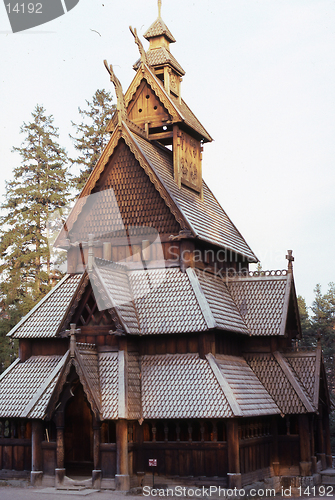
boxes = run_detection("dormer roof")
[144,17,176,43]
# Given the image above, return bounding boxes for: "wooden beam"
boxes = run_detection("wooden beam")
[31,420,43,472]
[299,414,311,462]
[227,419,240,473]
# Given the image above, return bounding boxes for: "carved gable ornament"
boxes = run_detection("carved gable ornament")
[173,126,202,193]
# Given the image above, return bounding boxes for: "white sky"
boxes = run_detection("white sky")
[0,0,334,309]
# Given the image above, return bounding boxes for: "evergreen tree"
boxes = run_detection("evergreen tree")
[297,295,316,349]
[70,89,115,192]
[311,283,335,394]
[0,105,70,369]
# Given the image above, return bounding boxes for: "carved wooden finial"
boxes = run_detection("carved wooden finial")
[286,250,294,272]
[103,59,127,126]
[129,26,148,66]
[158,0,162,18]
[65,323,81,358]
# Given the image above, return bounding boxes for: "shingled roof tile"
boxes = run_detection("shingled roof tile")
[99,351,118,420]
[128,131,256,261]
[245,353,312,414]
[0,355,64,418]
[144,17,176,43]
[130,268,207,334]
[228,276,289,336]
[213,354,280,417]
[8,274,83,339]
[195,270,249,334]
[141,353,234,419]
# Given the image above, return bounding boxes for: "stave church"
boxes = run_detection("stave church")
[0,1,332,491]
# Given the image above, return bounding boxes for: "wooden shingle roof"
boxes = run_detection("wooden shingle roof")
[228,273,293,336]
[0,354,66,418]
[245,352,315,414]
[7,274,84,339]
[129,130,256,260]
[144,17,176,43]
[0,345,322,420]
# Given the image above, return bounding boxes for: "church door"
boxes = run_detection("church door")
[64,384,93,476]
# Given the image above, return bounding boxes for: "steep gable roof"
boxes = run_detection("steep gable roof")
[56,122,255,261]
[129,130,257,260]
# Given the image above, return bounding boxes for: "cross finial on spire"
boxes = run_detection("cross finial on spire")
[286,250,294,272]
[65,323,81,358]
[158,0,162,18]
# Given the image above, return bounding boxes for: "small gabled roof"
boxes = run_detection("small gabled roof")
[284,346,322,408]
[246,351,315,414]
[8,274,85,339]
[144,17,176,43]
[124,64,212,142]
[0,353,67,418]
[228,272,297,336]
[194,269,249,334]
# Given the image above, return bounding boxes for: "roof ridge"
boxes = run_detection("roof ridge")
[186,268,216,329]
[206,353,243,417]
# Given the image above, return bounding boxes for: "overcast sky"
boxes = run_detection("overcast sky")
[0,0,334,309]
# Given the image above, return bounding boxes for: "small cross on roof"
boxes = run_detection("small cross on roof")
[286,250,294,272]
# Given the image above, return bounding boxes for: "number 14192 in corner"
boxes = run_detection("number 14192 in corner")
[6,3,42,13]
[297,486,334,496]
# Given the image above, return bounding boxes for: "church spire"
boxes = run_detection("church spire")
[158,0,162,18]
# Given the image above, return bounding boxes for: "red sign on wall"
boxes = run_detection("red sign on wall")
[149,459,157,467]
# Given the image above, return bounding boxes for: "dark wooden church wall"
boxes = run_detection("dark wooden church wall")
[0,420,31,472]
[239,418,273,479]
[277,415,300,468]
[130,420,228,478]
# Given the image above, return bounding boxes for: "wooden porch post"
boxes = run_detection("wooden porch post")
[271,416,280,476]
[116,419,129,490]
[31,420,43,486]
[92,417,102,489]
[227,419,241,488]
[93,418,101,470]
[298,414,312,476]
[54,410,66,488]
